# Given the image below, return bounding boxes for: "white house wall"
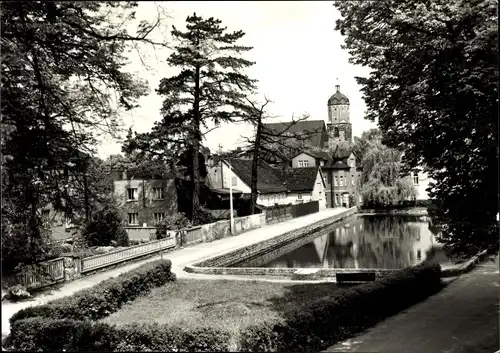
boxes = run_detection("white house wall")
[291,153,316,168]
[312,170,327,210]
[207,161,251,193]
[258,193,289,207]
[411,171,434,200]
[286,192,312,205]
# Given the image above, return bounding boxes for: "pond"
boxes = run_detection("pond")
[232,214,450,269]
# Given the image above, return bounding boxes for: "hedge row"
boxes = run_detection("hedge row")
[11,319,232,352]
[9,261,442,352]
[10,259,176,324]
[239,261,442,352]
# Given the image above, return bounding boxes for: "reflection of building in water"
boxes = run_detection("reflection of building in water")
[407,222,438,264]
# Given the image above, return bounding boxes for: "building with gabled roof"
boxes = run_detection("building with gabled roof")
[206,158,327,209]
[275,167,327,209]
[291,146,362,208]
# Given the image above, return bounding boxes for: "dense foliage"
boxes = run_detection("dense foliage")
[124,13,257,221]
[1,1,167,268]
[352,128,383,165]
[360,142,416,208]
[156,213,192,239]
[82,205,129,247]
[334,0,498,256]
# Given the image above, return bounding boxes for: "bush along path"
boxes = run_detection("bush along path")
[6,261,443,352]
[323,256,500,353]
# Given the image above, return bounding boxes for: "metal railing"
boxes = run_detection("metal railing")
[81,237,175,273]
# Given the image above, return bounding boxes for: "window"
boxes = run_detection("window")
[127,188,138,201]
[153,187,164,200]
[297,193,302,200]
[340,176,344,186]
[417,249,422,260]
[231,176,237,186]
[333,127,339,137]
[334,176,339,186]
[128,213,138,225]
[351,175,355,186]
[298,160,309,168]
[154,212,165,224]
[320,160,324,166]
[324,176,328,185]
[413,173,419,186]
[42,209,50,221]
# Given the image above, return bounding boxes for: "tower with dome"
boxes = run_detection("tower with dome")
[326,82,352,150]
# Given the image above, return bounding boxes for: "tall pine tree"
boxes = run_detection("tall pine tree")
[127,13,257,221]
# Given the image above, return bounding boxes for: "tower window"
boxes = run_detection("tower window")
[412,173,419,186]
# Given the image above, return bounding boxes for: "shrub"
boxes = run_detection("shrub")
[10,259,176,324]
[10,318,117,352]
[9,318,232,352]
[4,284,31,302]
[156,213,191,239]
[193,207,217,226]
[82,205,128,247]
[1,219,57,273]
[116,227,130,247]
[240,262,442,352]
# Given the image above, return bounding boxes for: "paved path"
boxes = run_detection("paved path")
[1,207,349,336]
[324,257,500,353]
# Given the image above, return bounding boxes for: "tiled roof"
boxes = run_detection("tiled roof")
[278,167,321,192]
[329,161,350,170]
[296,149,332,163]
[328,90,350,105]
[262,120,327,148]
[227,159,322,194]
[227,158,287,194]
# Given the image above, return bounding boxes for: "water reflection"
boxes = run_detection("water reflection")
[237,215,448,269]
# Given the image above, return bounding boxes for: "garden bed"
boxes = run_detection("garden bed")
[101,279,354,338]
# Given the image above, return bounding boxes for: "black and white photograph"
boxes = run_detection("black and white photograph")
[1,1,498,352]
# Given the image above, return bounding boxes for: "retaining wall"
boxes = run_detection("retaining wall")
[184,207,359,276]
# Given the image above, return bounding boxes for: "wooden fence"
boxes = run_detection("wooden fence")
[81,237,176,273]
[4,257,66,290]
[291,200,319,218]
[265,204,293,223]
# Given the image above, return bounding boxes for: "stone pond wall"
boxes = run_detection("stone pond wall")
[185,207,358,272]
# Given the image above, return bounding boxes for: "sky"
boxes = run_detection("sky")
[97,1,377,159]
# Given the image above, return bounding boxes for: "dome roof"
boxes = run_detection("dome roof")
[328,86,349,105]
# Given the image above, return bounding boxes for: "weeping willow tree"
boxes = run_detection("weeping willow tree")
[360,142,416,208]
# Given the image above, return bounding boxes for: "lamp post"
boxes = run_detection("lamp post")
[228,161,234,235]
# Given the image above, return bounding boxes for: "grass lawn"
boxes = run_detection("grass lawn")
[102,278,355,337]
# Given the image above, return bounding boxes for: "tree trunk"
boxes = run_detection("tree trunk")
[250,115,263,214]
[191,63,201,222]
[83,172,90,222]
